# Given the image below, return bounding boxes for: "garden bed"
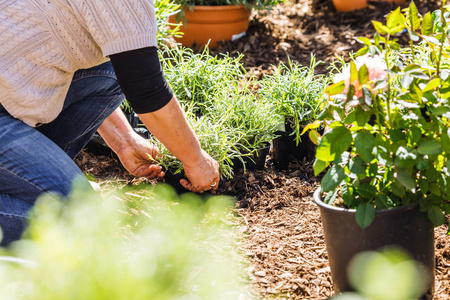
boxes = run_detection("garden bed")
[75,0,450,299]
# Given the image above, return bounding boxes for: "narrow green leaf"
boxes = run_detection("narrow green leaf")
[356,203,376,229]
[350,60,358,83]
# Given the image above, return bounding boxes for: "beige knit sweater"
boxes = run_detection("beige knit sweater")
[0,0,158,127]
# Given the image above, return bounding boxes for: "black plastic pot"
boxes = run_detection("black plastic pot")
[232,145,270,171]
[272,130,317,169]
[162,168,213,198]
[313,188,435,298]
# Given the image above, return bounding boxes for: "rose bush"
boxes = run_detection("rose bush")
[305,1,450,229]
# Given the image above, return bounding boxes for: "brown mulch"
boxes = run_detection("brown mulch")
[76,0,450,299]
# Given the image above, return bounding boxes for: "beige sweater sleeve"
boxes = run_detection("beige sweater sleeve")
[66,0,158,56]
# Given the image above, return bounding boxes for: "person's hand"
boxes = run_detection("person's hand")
[180,149,220,194]
[115,134,165,180]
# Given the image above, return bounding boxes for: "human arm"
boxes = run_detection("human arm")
[97,107,165,180]
[137,96,220,193]
[109,48,220,193]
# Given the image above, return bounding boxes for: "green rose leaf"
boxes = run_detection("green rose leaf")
[316,126,352,162]
[441,130,450,153]
[396,168,415,190]
[421,12,433,36]
[313,158,329,176]
[325,81,345,96]
[372,21,389,35]
[417,141,442,155]
[321,165,346,192]
[428,205,445,226]
[358,64,369,85]
[356,37,371,46]
[423,77,441,92]
[342,185,355,207]
[375,194,394,209]
[349,156,366,175]
[356,184,377,200]
[355,105,371,126]
[308,129,321,146]
[425,167,440,183]
[408,1,421,31]
[356,203,375,229]
[355,130,375,163]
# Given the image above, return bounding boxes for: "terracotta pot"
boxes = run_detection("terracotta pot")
[332,0,406,12]
[169,5,251,48]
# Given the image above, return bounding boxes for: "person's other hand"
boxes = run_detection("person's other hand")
[180,150,220,194]
[115,134,165,180]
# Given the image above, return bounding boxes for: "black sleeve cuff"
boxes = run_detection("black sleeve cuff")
[109,47,173,114]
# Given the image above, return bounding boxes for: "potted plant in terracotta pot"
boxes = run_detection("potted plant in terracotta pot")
[306,2,450,297]
[168,0,286,48]
[332,0,406,12]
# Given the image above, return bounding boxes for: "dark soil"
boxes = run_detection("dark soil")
[75,0,450,299]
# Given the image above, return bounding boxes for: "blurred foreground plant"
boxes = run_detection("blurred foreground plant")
[332,248,428,300]
[0,178,250,300]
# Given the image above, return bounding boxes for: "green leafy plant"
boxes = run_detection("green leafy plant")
[258,56,329,144]
[0,179,250,299]
[309,1,450,229]
[161,46,246,114]
[150,106,243,179]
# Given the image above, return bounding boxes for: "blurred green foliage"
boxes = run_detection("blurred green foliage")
[332,248,429,300]
[0,178,251,300]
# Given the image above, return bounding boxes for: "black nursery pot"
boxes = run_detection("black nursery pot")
[162,168,213,198]
[232,145,270,171]
[272,130,317,170]
[313,188,435,297]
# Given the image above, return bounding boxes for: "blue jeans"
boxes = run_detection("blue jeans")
[0,61,125,247]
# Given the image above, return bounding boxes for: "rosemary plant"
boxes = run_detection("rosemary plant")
[258,56,329,144]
